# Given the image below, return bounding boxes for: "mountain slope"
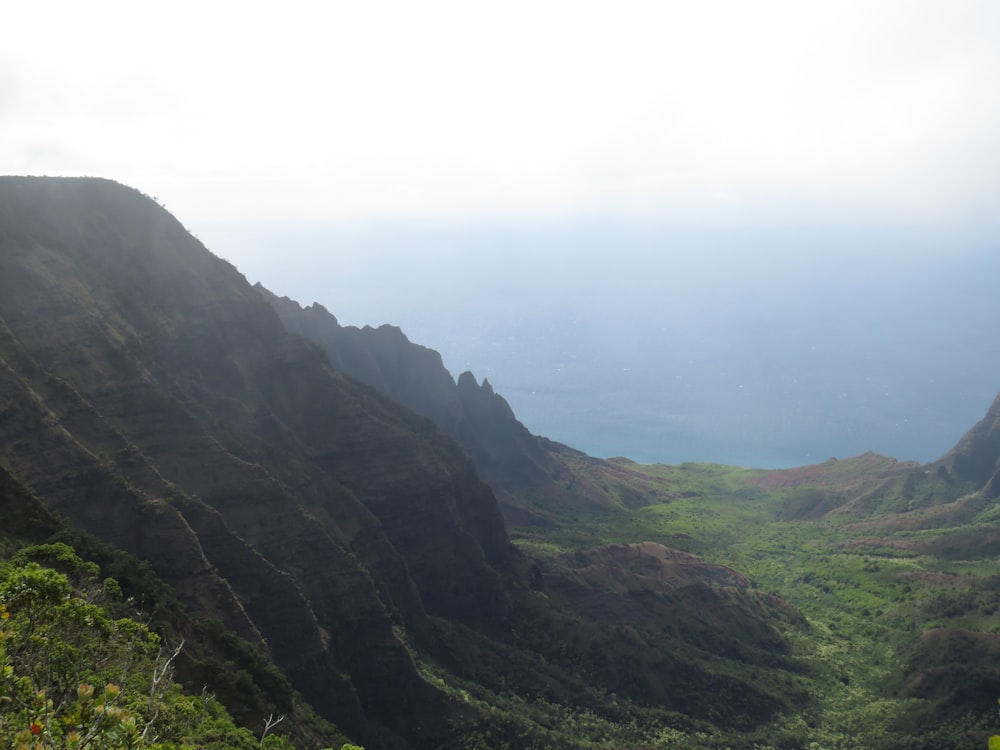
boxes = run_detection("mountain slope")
[0,176,811,748]
[0,463,348,748]
[798,394,1000,519]
[261,288,686,525]
[0,176,514,744]
[937,391,1000,496]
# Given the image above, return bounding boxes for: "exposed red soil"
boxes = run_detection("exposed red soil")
[750,464,824,490]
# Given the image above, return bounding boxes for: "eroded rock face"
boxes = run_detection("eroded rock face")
[0,176,516,742]
[261,290,466,434]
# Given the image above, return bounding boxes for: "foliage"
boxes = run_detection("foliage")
[0,468,348,750]
[0,543,295,749]
[10,454,1000,748]
[503,456,1000,749]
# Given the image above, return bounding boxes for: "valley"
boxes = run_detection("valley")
[507,453,1000,747]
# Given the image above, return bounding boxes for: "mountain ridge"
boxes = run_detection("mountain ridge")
[261,287,698,526]
[0,176,816,748]
[0,176,508,744]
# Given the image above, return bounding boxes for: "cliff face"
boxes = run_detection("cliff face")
[937,392,1000,496]
[260,289,551,479]
[261,292,466,433]
[0,176,515,743]
[262,288,681,526]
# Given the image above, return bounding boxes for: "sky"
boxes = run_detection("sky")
[5,2,1000,466]
[5,1,1000,228]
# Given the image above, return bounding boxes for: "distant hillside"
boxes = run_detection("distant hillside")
[938,392,1000,495]
[807,393,1000,519]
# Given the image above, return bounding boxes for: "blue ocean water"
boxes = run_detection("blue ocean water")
[205,220,1000,468]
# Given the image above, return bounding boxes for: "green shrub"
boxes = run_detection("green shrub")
[0,544,292,748]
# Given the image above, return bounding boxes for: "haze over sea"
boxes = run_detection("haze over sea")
[207,220,1000,469]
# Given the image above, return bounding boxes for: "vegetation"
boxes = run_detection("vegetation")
[5,462,982,749]
[0,543,299,749]
[496,456,1000,749]
[6,446,994,748]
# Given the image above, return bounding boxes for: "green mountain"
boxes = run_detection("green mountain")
[0,176,818,748]
[261,288,687,527]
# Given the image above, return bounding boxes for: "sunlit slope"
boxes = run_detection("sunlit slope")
[511,435,1000,748]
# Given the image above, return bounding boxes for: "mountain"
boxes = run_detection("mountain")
[937,392,1000,496]
[0,176,517,745]
[261,289,686,526]
[801,394,1000,519]
[0,176,807,748]
[263,265,1000,748]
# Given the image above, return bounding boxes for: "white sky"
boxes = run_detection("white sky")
[4,0,1000,227]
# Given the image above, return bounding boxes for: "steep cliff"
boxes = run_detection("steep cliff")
[0,176,811,748]
[262,288,681,525]
[0,176,515,745]
[260,293,465,433]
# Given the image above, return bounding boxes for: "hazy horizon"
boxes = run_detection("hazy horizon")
[7,2,999,467]
[200,218,1000,469]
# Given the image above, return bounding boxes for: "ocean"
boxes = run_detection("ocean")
[204,219,1000,469]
